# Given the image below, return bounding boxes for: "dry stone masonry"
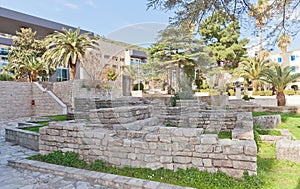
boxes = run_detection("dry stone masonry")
[39,103,257,178]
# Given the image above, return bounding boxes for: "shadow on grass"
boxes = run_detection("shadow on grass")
[296,178,300,189]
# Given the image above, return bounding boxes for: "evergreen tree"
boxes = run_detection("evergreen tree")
[199,10,249,69]
[147,27,212,92]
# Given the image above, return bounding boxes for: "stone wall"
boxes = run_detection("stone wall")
[53,80,122,112]
[0,81,66,119]
[39,109,256,178]
[39,121,257,178]
[5,128,39,150]
[89,105,151,125]
[276,139,300,163]
[0,81,32,119]
[253,115,281,129]
[250,98,277,107]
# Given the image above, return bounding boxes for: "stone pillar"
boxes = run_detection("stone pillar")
[236,87,241,99]
[122,74,131,96]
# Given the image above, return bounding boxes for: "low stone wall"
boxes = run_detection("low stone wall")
[276,139,300,163]
[89,105,151,125]
[253,115,281,129]
[197,95,229,107]
[53,80,122,112]
[39,112,257,178]
[250,98,277,107]
[5,128,39,151]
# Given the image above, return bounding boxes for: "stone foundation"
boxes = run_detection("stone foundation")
[39,110,257,178]
[5,128,39,151]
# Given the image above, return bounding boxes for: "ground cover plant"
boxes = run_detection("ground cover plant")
[22,115,67,132]
[29,151,262,189]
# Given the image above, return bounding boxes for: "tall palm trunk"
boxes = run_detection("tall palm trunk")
[277,91,286,106]
[70,63,76,80]
[258,28,263,58]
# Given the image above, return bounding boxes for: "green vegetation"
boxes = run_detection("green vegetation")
[256,129,281,136]
[21,115,67,133]
[252,112,300,139]
[257,142,300,189]
[29,151,262,189]
[218,131,232,139]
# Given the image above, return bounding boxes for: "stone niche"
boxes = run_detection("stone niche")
[39,104,257,179]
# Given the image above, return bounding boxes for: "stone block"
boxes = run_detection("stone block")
[191,157,203,166]
[173,156,192,164]
[233,161,257,171]
[159,134,172,143]
[195,145,214,153]
[160,156,173,163]
[203,159,212,167]
[200,135,217,145]
[228,154,256,162]
[213,159,233,167]
[223,144,244,155]
[145,134,159,142]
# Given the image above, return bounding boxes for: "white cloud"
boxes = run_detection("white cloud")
[64,2,79,10]
[55,0,79,10]
[84,0,96,8]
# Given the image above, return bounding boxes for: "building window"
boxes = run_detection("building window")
[120,58,125,62]
[292,66,296,73]
[56,68,69,82]
[104,55,110,59]
[291,55,296,61]
[278,57,282,63]
[112,56,118,61]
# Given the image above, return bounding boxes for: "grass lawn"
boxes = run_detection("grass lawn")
[258,142,300,189]
[22,115,67,132]
[252,112,300,139]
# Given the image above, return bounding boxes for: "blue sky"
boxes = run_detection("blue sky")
[0,0,299,52]
[0,0,173,45]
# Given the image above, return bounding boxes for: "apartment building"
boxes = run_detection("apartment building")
[0,7,148,82]
[269,50,300,74]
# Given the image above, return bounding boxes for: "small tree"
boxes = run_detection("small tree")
[262,65,300,106]
[43,27,98,80]
[7,28,46,81]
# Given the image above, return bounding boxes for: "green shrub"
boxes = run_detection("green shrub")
[284,90,296,95]
[242,95,255,101]
[228,89,235,96]
[133,82,144,91]
[0,73,14,81]
[252,90,272,96]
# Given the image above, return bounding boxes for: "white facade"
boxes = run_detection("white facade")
[269,50,300,74]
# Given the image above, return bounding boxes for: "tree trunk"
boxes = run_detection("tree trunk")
[276,91,286,106]
[31,71,38,82]
[69,63,76,80]
[259,28,263,58]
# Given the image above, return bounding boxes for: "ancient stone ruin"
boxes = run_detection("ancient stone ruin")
[39,98,257,178]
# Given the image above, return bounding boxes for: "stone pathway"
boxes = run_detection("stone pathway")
[0,118,110,189]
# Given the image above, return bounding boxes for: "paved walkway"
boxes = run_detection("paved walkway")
[0,118,110,189]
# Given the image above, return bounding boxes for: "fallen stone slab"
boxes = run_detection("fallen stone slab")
[8,159,196,189]
[276,139,300,163]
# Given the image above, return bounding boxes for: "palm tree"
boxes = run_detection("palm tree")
[262,65,300,106]
[249,0,269,58]
[22,57,48,82]
[43,27,98,80]
[277,33,291,53]
[238,57,269,92]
